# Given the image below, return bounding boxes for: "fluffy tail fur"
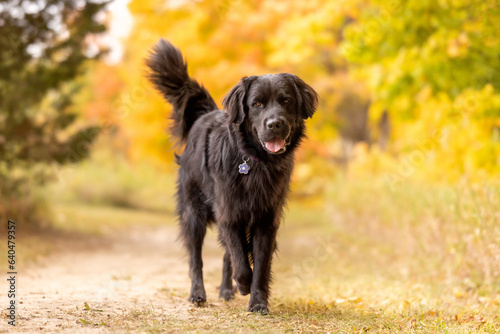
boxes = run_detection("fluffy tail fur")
[145,39,218,143]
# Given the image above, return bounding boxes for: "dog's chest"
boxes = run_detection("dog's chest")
[222,159,291,211]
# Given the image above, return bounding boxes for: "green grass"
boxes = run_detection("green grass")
[51,202,177,234]
[48,147,178,214]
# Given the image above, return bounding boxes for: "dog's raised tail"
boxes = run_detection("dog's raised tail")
[145,39,217,143]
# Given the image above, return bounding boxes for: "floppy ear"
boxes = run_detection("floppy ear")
[291,75,319,119]
[222,76,255,125]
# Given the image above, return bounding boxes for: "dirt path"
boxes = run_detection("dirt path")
[4,225,237,333]
[5,209,499,333]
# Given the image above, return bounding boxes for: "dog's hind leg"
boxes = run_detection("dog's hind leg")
[219,249,235,301]
[179,204,208,305]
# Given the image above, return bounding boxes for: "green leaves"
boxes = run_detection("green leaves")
[0,1,108,227]
[337,0,500,181]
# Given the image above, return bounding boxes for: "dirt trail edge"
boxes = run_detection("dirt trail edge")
[5,225,235,333]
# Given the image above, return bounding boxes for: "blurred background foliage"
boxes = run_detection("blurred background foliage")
[1,0,499,296]
[113,0,500,184]
[0,0,109,227]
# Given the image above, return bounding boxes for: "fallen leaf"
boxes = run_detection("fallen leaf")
[405,318,416,329]
[427,310,438,317]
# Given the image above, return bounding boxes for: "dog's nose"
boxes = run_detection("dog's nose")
[266,117,285,130]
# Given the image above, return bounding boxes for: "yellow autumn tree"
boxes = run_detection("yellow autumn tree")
[117,0,356,168]
[106,0,500,185]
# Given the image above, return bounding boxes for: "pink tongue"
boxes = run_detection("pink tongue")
[265,138,285,153]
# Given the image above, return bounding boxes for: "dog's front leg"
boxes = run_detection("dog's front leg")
[248,219,278,315]
[219,224,253,295]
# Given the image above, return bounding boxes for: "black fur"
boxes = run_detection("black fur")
[145,39,217,143]
[146,39,318,314]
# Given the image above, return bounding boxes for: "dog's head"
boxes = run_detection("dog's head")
[222,73,318,155]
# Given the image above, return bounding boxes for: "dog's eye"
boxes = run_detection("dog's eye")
[254,102,263,107]
[283,98,290,104]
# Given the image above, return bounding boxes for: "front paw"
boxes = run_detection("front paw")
[248,303,269,315]
[188,287,206,306]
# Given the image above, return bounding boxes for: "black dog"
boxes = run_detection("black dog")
[146,39,318,314]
